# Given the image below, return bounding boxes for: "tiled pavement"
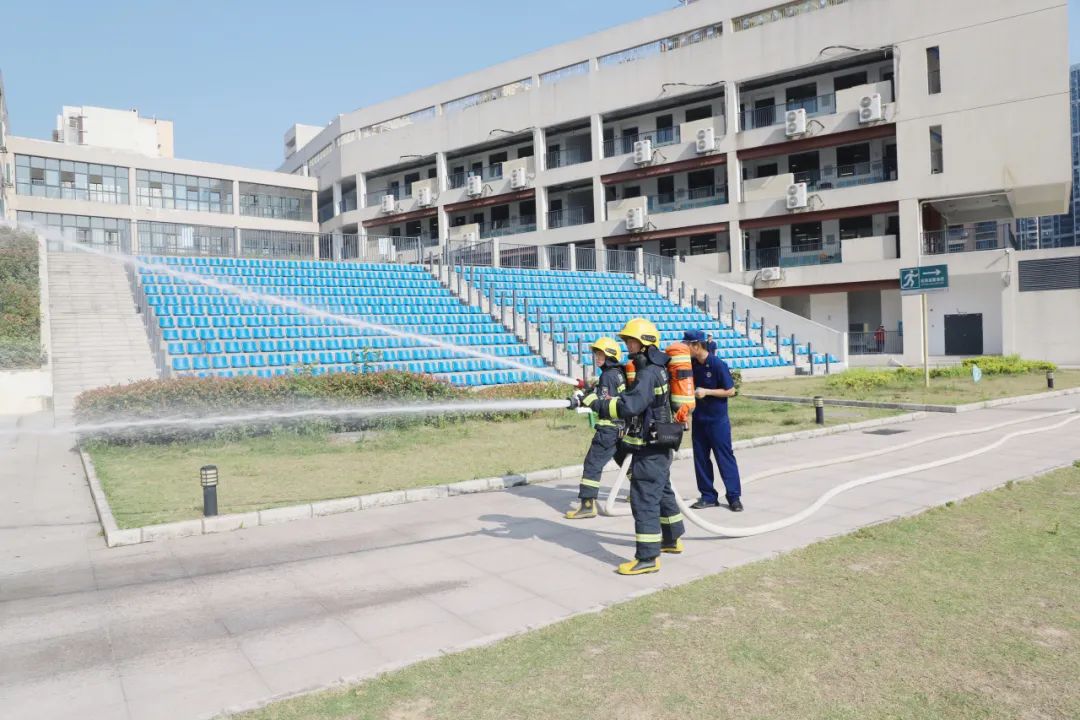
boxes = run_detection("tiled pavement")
[1,394,1078,720]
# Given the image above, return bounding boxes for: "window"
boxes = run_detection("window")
[839,216,875,239]
[926,47,941,94]
[836,143,871,174]
[597,24,722,66]
[136,170,232,213]
[734,0,850,32]
[833,71,868,92]
[756,163,779,178]
[792,222,822,251]
[14,154,129,204]
[137,221,233,256]
[540,61,590,86]
[688,234,718,256]
[685,105,712,122]
[930,126,944,174]
[239,183,311,221]
[17,211,130,251]
[623,186,641,199]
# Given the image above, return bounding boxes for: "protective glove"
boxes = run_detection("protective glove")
[567,389,585,409]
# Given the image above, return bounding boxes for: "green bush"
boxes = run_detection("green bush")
[959,355,1056,376]
[74,372,570,444]
[0,229,44,369]
[825,368,904,394]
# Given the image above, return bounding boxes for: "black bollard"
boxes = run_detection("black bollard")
[813,396,825,425]
[200,465,219,517]
[1047,370,1055,389]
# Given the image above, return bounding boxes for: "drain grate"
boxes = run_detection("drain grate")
[863,428,910,436]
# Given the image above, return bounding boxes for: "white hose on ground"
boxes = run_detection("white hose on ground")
[600,409,1079,537]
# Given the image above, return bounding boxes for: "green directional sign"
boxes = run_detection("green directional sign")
[900,264,949,294]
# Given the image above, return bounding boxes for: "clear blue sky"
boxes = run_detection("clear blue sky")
[1,0,669,170]
[3,0,1078,170]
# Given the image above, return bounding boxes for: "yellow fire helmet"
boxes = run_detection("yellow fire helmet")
[618,317,660,347]
[590,336,623,363]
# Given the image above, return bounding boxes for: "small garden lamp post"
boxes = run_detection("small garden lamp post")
[200,465,219,517]
[1047,370,1055,390]
[813,396,825,425]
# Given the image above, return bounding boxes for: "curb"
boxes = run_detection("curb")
[82,411,925,547]
[744,386,1080,414]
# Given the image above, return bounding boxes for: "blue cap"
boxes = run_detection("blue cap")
[682,329,707,344]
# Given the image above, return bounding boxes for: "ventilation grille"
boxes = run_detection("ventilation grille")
[1018,257,1080,292]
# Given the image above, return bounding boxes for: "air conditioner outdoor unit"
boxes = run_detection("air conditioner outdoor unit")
[785,108,807,137]
[760,266,782,281]
[380,194,397,213]
[858,93,883,123]
[466,175,483,196]
[510,167,528,189]
[626,206,647,231]
[695,127,716,153]
[633,139,653,165]
[786,182,808,210]
[416,187,433,207]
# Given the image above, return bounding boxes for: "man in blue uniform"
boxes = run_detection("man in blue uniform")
[683,329,743,512]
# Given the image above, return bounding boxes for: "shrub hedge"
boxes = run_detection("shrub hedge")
[826,356,1058,394]
[0,229,44,369]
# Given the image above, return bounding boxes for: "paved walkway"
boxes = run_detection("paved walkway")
[1,395,1078,720]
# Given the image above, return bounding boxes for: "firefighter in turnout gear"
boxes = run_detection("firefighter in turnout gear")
[565,338,628,520]
[589,318,686,575]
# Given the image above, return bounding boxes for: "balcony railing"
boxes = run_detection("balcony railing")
[448,164,504,189]
[849,329,903,355]
[739,93,837,131]
[499,243,541,269]
[545,146,592,169]
[317,204,335,223]
[478,215,537,239]
[605,248,638,274]
[546,245,572,271]
[338,192,357,214]
[364,187,413,206]
[603,127,681,157]
[746,238,842,270]
[647,185,728,214]
[547,206,593,228]
[793,160,892,191]
[923,224,1018,255]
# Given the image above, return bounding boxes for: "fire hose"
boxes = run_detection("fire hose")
[598,408,1079,537]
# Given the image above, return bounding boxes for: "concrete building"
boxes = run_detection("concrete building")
[1,104,318,256]
[282,0,1076,363]
[1016,64,1080,251]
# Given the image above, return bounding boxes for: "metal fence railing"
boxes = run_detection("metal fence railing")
[602,127,682,157]
[646,185,728,214]
[500,243,541,269]
[739,92,837,131]
[923,223,1017,255]
[849,329,903,355]
[479,216,538,239]
[575,246,597,272]
[546,244,571,271]
[546,206,593,229]
[544,146,592,169]
[746,238,842,270]
[643,252,676,278]
[240,230,317,260]
[448,239,495,267]
[793,160,891,191]
[606,248,638,274]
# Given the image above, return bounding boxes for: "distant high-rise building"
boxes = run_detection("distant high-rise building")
[1016,63,1079,248]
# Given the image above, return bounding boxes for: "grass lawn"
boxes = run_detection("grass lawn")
[236,463,1080,720]
[745,368,1080,405]
[87,400,897,528]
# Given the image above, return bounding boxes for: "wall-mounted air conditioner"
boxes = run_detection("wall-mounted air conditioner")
[626,206,647,231]
[858,93,883,123]
[416,186,433,207]
[785,108,807,137]
[466,175,483,196]
[510,167,528,189]
[760,266,782,281]
[380,195,397,213]
[786,182,808,210]
[633,139,653,165]
[695,127,715,154]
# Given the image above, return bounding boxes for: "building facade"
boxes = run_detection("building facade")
[1,106,318,256]
[1016,64,1080,250]
[280,0,1074,362]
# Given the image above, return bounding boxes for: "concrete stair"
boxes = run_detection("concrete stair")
[47,252,159,419]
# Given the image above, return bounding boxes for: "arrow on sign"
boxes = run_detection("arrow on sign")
[924,269,942,277]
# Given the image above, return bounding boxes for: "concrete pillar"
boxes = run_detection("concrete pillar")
[898,197,921,261]
[729,218,745,273]
[532,127,546,172]
[310,191,318,222]
[592,176,607,224]
[538,244,549,269]
[129,220,140,254]
[232,180,241,217]
[590,113,605,162]
[595,238,607,272]
[569,242,577,271]
[436,152,449,193]
[635,247,644,276]
[356,173,368,209]
[332,181,342,218]
[535,184,549,231]
[491,238,501,267]
[234,227,243,258]
[725,81,740,134]
[726,151,742,205]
